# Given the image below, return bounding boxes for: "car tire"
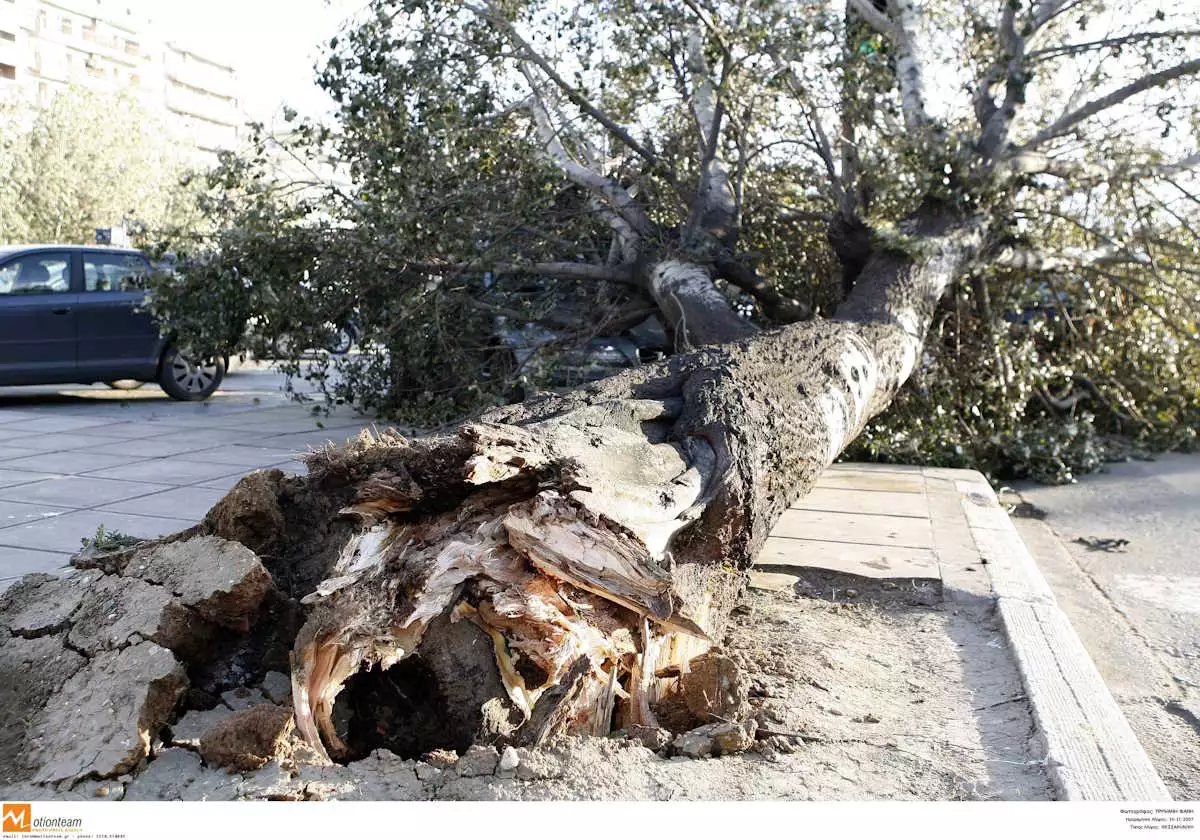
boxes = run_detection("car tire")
[326,323,355,355]
[106,380,145,391]
[158,346,225,401]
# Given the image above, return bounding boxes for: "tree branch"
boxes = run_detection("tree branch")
[1028,29,1200,62]
[713,255,811,323]
[992,245,1152,272]
[769,54,850,217]
[846,0,897,38]
[519,69,654,242]
[883,0,935,130]
[469,2,662,170]
[1031,0,1088,32]
[407,260,638,284]
[975,3,1027,160]
[684,27,737,247]
[1017,58,1200,151]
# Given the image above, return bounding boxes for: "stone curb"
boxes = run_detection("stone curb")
[935,469,1171,802]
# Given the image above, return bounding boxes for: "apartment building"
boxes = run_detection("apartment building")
[0,0,242,159]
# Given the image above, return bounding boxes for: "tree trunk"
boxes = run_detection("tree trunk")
[272,210,977,762]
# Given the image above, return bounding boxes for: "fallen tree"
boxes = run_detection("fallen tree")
[285,204,976,760]
[5,0,1199,785]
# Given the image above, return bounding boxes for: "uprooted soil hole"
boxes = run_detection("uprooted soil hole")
[334,657,472,762]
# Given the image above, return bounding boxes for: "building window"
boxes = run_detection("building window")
[0,63,15,80]
[61,18,72,36]
[36,10,46,32]
[125,39,138,56]
[130,72,140,87]
[82,21,95,42]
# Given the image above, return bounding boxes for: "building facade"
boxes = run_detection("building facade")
[0,0,242,159]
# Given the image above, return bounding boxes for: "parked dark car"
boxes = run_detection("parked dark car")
[0,245,225,400]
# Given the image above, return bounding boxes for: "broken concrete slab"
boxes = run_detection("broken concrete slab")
[66,575,196,655]
[455,745,499,777]
[122,748,241,802]
[0,571,102,638]
[294,750,424,800]
[26,641,188,785]
[0,634,86,785]
[123,536,274,632]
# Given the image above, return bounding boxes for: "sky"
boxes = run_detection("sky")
[126,0,363,125]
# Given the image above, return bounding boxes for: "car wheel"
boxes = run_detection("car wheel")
[326,323,355,355]
[158,346,225,401]
[106,379,145,391]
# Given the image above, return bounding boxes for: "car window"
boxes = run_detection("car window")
[0,253,72,295]
[83,253,150,292]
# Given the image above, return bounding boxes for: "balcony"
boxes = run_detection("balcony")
[163,48,236,98]
[0,4,22,35]
[0,35,19,68]
[164,81,241,128]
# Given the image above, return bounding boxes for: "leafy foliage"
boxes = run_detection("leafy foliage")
[147,0,1200,481]
[0,87,200,244]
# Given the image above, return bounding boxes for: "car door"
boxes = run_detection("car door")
[0,250,79,386]
[75,251,163,382]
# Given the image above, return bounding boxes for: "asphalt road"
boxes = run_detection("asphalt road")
[1013,453,1200,798]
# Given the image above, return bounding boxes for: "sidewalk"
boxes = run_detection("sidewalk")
[756,463,1169,801]
[0,363,377,586]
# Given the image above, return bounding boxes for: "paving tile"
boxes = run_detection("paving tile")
[0,447,55,462]
[0,476,171,508]
[772,508,935,549]
[144,428,275,447]
[1,432,153,452]
[61,421,179,439]
[0,452,147,475]
[87,438,223,458]
[98,486,229,520]
[757,536,940,578]
[224,417,335,435]
[0,546,73,582]
[0,427,50,442]
[0,410,62,425]
[0,468,64,489]
[0,416,116,434]
[192,473,253,491]
[0,500,71,529]
[267,429,368,450]
[84,459,249,486]
[791,486,931,518]
[192,461,304,491]
[176,445,301,468]
[0,509,194,554]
